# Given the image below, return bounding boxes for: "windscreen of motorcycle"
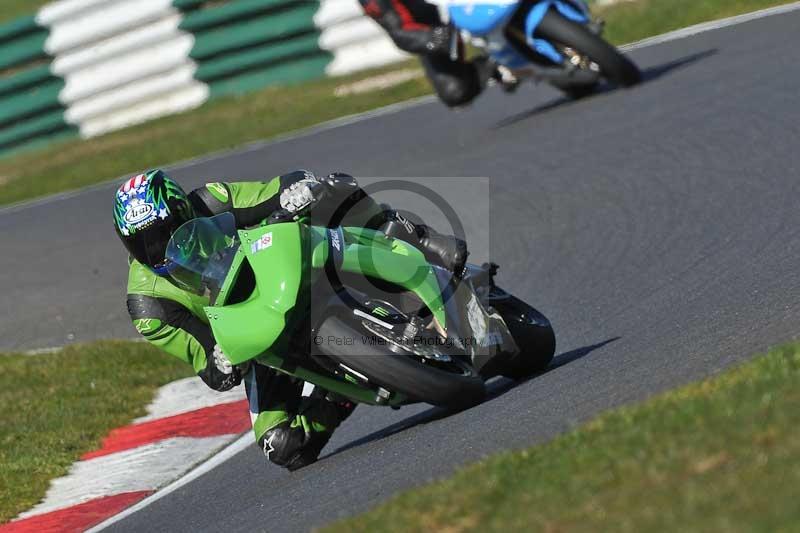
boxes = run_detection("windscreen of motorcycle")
[165,212,240,298]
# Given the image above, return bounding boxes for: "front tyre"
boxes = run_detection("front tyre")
[537,9,641,87]
[316,316,486,410]
[491,293,556,380]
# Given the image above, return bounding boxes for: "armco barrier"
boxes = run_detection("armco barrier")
[39,0,210,140]
[316,0,408,76]
[0,14,75,155]
[181,0,331,98]
[0,0,408,157]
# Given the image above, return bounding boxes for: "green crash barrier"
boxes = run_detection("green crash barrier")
[185,6,319,60]
[172,0,211,12]
[0,29,48,71]
[0,65,55,98]
[0,79,64,128]
[0,128,77,158]
[0,15,41,46]
[208,54,329,98]
[0,12,65,157]
[184,0,330,99]
[0,0,342,158]
[194,33,322,82]
[0,109,73,151]
[180,0,308,32]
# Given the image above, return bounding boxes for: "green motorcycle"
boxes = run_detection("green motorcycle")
[165,212,555,410]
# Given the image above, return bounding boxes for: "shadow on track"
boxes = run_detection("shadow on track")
[493,49,717,129]
[324,336,620,459]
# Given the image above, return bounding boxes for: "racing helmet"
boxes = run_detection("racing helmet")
[113,169,195,274]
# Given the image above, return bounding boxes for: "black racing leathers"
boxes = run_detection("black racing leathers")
[359,0,484,107]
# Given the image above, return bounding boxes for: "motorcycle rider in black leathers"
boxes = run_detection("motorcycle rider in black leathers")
[359,0,514,107]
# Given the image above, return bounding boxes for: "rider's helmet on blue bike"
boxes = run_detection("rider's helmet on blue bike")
[113,169,195,275]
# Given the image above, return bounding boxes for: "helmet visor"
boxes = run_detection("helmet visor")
[165,213,239,295]
[126,213,189,273]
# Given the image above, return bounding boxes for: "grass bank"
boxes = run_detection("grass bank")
[597,0,796,44]
[0,0,795,207]
[326,343,800,532]
[0,341,193,524]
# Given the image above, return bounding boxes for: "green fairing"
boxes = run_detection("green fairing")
[256,351,397,405]
[207,223,445,363]
[202,221,444,406]
[307,226,447,327]
[205,223,302,364]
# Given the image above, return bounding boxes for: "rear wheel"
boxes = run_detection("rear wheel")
[316,316,486,409]
[537,9,641,88]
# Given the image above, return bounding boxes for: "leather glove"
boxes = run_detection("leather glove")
[426,25,453,55]
[279,172,326,214]
[212,344,242,391]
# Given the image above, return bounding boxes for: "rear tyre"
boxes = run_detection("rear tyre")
[316,316,486,409]
[491,293,556,380]
[537,9,641,87]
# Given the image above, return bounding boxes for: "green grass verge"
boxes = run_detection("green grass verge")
[0,341,193,524]
[326,344,800,532]
[0,0,795,207]
[0,62,431,207]
[596,0,796,44]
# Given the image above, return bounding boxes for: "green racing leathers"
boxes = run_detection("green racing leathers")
[126,170,381,469]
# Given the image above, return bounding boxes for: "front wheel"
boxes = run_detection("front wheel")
[537,10,641,88]
[490,293,556,380]
[316,316,486,409]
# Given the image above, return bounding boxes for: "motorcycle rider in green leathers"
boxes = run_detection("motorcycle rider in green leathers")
[114,169,467,470]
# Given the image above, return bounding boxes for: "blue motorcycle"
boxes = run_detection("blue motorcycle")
[444,0,641,97]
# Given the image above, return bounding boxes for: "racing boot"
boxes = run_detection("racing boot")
[381,209,468,276]
[259,390,356,471]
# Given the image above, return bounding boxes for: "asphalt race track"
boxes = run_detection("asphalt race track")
[3,9,800,532]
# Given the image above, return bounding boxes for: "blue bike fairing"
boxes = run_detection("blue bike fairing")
[525,0,590,63]
[448,1,592,66]
[448,2,517,36]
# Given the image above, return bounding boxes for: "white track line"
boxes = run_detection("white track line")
[22,4,800,529]
[2,2,799,218]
